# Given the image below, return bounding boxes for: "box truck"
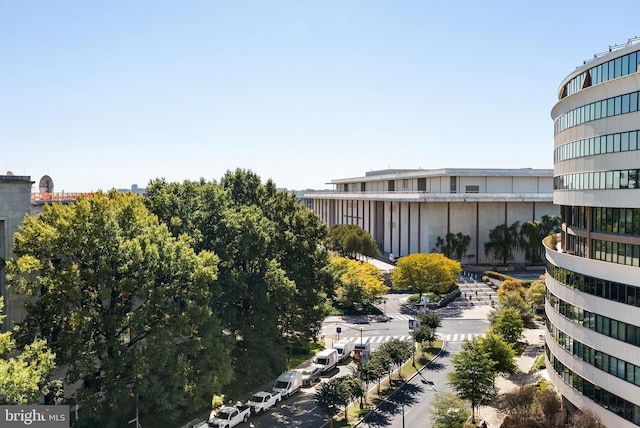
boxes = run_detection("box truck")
[353,337,371,363]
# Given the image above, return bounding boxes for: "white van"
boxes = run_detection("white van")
[314,348,339,373]
[332,339,353,363]
[354,337,371,364]
[272,370,303,398]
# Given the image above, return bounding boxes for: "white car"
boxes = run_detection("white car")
[247,390,281,414]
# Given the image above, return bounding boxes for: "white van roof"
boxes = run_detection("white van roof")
[316,348,338,357]
[277,370,300,380]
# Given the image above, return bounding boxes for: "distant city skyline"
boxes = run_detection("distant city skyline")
[2,1,640,192]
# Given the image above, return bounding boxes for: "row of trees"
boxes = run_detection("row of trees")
[328,224,379,259]
[484,215,561,264]
[6,170,334,426]
[435,215,560,264]
[315,338,413,427]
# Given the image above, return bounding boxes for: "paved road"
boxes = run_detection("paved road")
[197,283,495,428]
[356,341,463,428]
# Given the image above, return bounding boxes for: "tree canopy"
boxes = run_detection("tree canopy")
[484,221,521,265]
[526,277,546,311]
[519,215,561,264]
[435,232,471,261]
[498,279,526,299]
[429,392,471,428]
[328,224,379,259]
[475,332,517,376]
[448,340,497,422]
[330,256,389,309]
[314,378,351,428]
[145,169,333,397]
[491,307,525,345]
[390,253,460,294]
[0,297,56,405]
[7,191,232,426]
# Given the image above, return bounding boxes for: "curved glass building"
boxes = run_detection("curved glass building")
[547,38,640,427]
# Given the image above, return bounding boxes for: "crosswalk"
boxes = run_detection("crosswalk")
[327,333,485,345]
[335,335,412,344]
[442,333,485,342]
[385,314,414,321]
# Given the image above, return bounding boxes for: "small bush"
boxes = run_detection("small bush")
[531,354,545,372]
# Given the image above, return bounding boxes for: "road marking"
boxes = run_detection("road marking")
[443,333,485,342]
[338,335,411,344]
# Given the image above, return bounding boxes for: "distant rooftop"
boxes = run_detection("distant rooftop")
[330,167,552,184]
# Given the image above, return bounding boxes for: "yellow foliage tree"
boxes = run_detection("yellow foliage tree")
[390,253,460,295]
[331,257,389,308]
[498,279,526,299]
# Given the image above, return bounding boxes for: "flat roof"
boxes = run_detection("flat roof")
[329,168,553,185]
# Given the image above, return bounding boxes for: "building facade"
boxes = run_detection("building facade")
[0,174,34,332]
[305,168,557,265]
[546,38,640,427]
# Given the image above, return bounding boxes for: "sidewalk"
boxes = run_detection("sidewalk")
[460,306,549,427]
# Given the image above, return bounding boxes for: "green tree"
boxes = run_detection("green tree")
[330,257,389,310]
[364,353,386,395]
[435,232,471,261]
[448,340,497,424]
[145,170,333,397]
[7,191,232,426]
[491,307,525,346]
[328,224,379,259]
[484,221,521,264]
[411,325,437,352]
[370,347,394,385]
[0,297,56,405]
[429,392,471,428]
[476,332,518,376]
[418,312,442,330]
[518,215,561,265]
[314,377,351,428]
[391,253,460,295]
[378,338,413,380]
[350,364,374,409]
[489,290,535,328]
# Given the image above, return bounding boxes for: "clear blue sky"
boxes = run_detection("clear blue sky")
[2,1,640,192]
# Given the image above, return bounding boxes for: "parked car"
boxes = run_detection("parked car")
[208,405,250,428]
[301,365,322,387]
[247,390,281,414]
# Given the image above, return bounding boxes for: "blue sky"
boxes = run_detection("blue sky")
[2,1,640,192]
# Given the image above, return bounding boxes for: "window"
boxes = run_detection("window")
[417,178,426,192]
[388,180,395,192]
[465,185,480,193]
